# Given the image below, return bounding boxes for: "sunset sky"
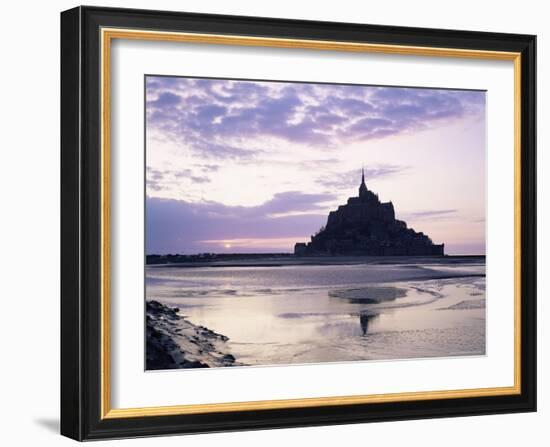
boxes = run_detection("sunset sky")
[145,76,486,255]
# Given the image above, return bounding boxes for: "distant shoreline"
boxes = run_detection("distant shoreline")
[146,253,485,268]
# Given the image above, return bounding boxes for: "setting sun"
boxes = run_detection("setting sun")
[224,243,232,249]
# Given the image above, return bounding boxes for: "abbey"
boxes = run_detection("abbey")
[294,169,444,256]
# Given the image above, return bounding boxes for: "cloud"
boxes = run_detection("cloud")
[401,209,458,220]
[146,76,486,158]
[146,167,163,181]
[146,166,214,192]
[172,169,211,184]
[259,191,336,216]
[152,91,181,108]
[317,165,407,190]
[146,192,335,253]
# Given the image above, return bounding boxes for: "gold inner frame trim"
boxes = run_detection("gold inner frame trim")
[100,27,522,420]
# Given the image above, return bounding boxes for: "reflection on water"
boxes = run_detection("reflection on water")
[359,313,378,336]
[146,261,486,366]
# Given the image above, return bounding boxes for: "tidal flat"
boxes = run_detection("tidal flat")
[145,256,486,369]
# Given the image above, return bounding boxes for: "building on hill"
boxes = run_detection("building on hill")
[294,168,444,256]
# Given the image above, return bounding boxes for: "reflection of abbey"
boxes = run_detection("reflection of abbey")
[294,169,444,256]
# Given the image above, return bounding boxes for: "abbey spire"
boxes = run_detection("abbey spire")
[359,166,368,197]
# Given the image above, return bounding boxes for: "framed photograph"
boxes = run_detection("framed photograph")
[60,6,536,441]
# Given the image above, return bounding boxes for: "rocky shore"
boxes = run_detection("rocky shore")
[146,300,240,370]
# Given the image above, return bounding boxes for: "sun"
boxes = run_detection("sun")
[224,243,232,249]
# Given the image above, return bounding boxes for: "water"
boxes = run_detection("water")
[146,259,486,367]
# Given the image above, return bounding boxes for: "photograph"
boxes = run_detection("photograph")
[144,76,487,370]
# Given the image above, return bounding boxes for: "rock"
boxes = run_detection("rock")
[145,300,242,370]
[222,354,235,362]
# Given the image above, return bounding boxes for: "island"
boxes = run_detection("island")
[294,169,444,256]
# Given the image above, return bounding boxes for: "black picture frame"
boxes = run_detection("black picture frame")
[61,5,536,441]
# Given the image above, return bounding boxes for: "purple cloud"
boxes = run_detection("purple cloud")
[152,92,181,108]
[258,191,336,215]
[146,192,335,254]
[401,209,458,220]
[146,76,485,158]
[146,166,216,191]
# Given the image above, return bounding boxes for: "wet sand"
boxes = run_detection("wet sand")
[146,257,486,369]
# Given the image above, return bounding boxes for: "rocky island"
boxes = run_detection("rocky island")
[295,169,444,256]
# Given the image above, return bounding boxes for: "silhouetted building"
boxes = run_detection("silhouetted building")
[294,168,444,256]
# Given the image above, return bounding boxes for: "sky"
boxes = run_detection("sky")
[145,75,486,255]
